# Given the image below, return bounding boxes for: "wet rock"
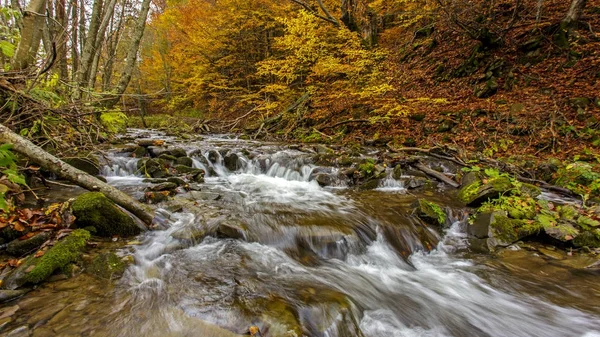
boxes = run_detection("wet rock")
[64,157,100,176]
[392,165,403,179]
[207,150,220,163]
[216,221,245,240]
[315,173,333,187]
[72,192,140,237]
[167,177,187,186]
[359,178,381,190]
[0,289,29,303]
[537,247,565,260]
[468,211,537,251]
[176,156,193,167]
[137,158,168,178]
[146,182,177,192]
[405,176,429,189]
[158,153,178,163]
[0,317,12,330]
[119,144,138,153]
[337,155,356,167]
[414,199,446,226]
[142,178,168,184]
[133,146,147,158]
[143,191,170,204]
[6,232,51,257]
[191,153,210,167]
[168,147,187,158]
[223,153,240,171]
[458,174,540,206]
[183,191,221,201]
[2,230,90,289]
[146,145,169,157]
[554,256,600,270]
[171,226,208,241]
[86,252,126,279]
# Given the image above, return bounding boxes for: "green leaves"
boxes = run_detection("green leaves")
[0,40,14,57]
[0,144,27,212]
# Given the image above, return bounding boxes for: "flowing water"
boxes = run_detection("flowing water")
[1,130,600,337]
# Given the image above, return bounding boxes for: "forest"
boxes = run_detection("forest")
[0,0,599,336]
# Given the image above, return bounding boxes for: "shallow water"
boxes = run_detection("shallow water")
[1,130,599,337]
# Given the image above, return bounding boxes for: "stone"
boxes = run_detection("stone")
[315,173,332,187]
[467,211,536,251]
[183,191,221,201]
[133,146,147,158]
[414,199,446,226]
[143,191,170,204]
[314,145,334,155]
[158,154,178,162]
[537,247,565,260]
[392,165,403,179]
[6,232,51,257]
[146,146,169,157]
[216,222,245,240]
[406,177,429,189]
[5,325,29,337]
[207,150,220,163]
[64,157,100,175]
[136,139,165,147]
[458,176,523,206]
[72,192,140,237]
[359,178,381,190]
[0,289,29,303]
[168,147,187,158]
[167,177,187,186]
[146,182,178,192]
[137,158,168,178]
[176,156,194,167]
[223,153,240,171]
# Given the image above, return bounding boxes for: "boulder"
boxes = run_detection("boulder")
[146,182,178,192]
[405,177,429,189]
[216,221,246,240]
[64,157,99,176]
[86,252,126,279]
[176,156,194,167]
[6,232,51,257]
[207,150,220,163]
[458,175,540,206]
[315,173,333,187]
[137,158,168,178]
[1,229,90,289]
[392,165,403,180]
[168,147,187,158]
[223,153,240,171]
[414,199,446,226]
[72,192,141,237]
[468,211,537,252]
[147,146,169,158]
[133,146,147,158]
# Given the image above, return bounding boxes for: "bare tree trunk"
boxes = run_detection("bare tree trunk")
[70,0,79,82]
[73,0,104,99]
[104,0,152,108]
[87,0,118,90]
[55,0,69,80]
[564,0,587,24]
[11,0,47,70]
[0,123,154,226]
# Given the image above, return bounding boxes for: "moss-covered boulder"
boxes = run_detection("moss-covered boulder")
[414,199,446,226]
[137,158,169,178]
[176,156,194,167]
[72,192,140,237]
[468,211,539,252]
[1,229,90,289]
[458,174,540,206]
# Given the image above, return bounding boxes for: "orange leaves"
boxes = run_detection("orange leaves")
[0,202,72,234]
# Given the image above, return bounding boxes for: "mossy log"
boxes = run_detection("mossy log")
[0,123,153,225]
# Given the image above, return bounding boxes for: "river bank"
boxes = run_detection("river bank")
[0,129,599,336]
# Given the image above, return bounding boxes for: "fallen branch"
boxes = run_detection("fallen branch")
[414,162,460,188]
[387,145,467,167]
[0,123,154,226]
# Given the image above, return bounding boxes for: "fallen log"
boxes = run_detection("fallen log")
[414,162,460,188]
[0,123,154,226]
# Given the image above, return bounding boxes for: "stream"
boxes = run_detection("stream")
[1,130,599,337]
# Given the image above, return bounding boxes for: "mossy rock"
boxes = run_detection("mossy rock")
[168,148,187,158]
[137,158,168,178]
[176,156,194,167]
[489,215,539,246]
[359,178,381,190]
[573,231,600,248]
[158,154,178,162]
[72,192,140,237]
[64,156,100,176]
[1,229,90,289]
[415,199,446,226]
[133,146,147,158]
[458,175,539,206]
[86,252,126,279]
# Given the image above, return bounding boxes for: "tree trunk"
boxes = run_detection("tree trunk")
[70,0,79,82]
[73,0,104,99]
[55,0,69,80]
[564,0,587,24]
[0,123,154,226]
[103,0,151,108]
[11,0,47,70]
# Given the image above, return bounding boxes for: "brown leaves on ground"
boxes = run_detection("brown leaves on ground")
[0,202,73,233]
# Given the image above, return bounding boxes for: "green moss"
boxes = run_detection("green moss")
[100,112,128,134]
[418,199,446,225]
[577,215,600,230]
[87,252,126,279]
[558,205,578,221]
[573,230,600,248]
[24,229,90,284]
[479,196,537,219]
[491,215,540,243]
[72,192,140,237]
[358,159,376,178]
[457,180,481,204]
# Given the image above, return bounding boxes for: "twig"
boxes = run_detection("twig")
[414,162,460,188]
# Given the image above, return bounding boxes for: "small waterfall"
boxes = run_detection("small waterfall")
[101,156,140,177]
